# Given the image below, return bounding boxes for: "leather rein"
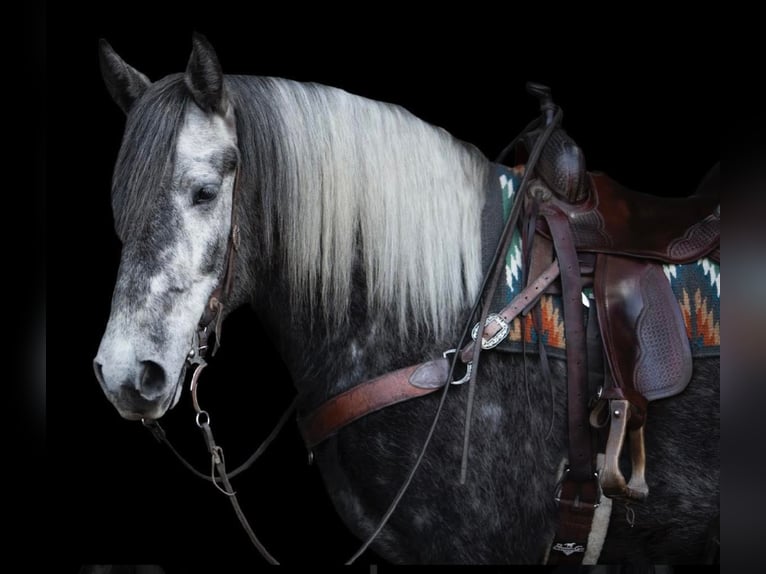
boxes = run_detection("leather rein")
[141,95,566,564]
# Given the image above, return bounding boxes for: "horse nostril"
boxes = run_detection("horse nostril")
[93,360,106,388]
[139,360,167,396]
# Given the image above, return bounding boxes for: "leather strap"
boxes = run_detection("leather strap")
[195,163,242,355]
[459,260,560,363]
[543,207,595,482]
[298,361,449,449]
[543,206,599,566]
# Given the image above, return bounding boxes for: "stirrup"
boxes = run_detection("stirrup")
[597,399,649,501]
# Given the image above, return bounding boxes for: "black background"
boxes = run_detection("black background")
[40,5,718,571]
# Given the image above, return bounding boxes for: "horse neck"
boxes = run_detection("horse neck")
[250,259,472,410]
[227,75,492,405]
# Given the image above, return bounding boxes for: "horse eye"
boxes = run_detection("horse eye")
[193,184,219,205]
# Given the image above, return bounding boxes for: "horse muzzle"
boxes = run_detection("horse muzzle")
[93,356,185,420]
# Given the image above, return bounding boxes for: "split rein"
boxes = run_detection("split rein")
[142,321,294,565]
[140,94,563,565]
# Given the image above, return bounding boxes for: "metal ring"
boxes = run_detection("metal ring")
[196,410,210,428]
[451,361,472,385]
[442,349,473,385]
[528,181,552,202]
[190,362,208,414]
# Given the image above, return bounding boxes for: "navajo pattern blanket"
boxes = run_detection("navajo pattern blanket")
[489,164,720,359]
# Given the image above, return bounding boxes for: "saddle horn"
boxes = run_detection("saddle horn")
[512,82,589,203]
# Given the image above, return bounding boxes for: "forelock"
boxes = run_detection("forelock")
[111,74,190,240]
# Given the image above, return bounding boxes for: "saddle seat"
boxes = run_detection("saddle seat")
[537,171,720,264]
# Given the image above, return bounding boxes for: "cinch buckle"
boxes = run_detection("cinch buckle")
[553,467,601,510]
[471,313,510,350]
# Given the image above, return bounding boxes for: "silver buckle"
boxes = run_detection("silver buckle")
[553,467,601,509]
[471,313,510,350]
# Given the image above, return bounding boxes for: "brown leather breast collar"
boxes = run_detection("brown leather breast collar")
[298,259,562,448]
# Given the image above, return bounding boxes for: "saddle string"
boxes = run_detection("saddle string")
[459,106,564,485]
[347,105,566,565]
[521,197,556,439]
[520,196,539,415]
[534,304,556,439]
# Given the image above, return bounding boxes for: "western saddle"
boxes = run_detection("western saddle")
[298,83,719,562]
[512,84,719,502]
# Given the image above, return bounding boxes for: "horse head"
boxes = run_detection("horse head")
[94,34,238,420]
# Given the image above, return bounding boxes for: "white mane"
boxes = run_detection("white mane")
[250,78,491,336]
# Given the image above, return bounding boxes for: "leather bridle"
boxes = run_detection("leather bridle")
[190,162,242,361]
[143,160,292,564]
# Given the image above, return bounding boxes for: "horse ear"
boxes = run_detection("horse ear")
[185,32,226,114]
[98,39,151,114]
